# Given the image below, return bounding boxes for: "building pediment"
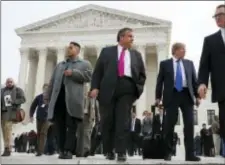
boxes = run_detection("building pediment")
[15,4,171,34]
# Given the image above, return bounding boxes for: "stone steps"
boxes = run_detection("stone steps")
[1,153,224,164]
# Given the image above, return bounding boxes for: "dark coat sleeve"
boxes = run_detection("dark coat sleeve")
[191,61,198,98]
[136,51,146,87]
[155,61,164,99]
[91,48,105,90]
[29,95,39,118]
[198,37,211,87]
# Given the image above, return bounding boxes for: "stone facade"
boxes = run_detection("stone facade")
[14,4,217,139]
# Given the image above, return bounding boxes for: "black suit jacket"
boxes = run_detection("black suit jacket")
[153,114,165,134]
[198,30,225,102]
[131,118,141,134]
[155,58,198,107]
[91,46,146,105]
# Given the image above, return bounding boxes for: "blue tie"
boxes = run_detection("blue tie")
[175,60,183,91]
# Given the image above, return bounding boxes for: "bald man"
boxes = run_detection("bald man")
[1,78,26,156]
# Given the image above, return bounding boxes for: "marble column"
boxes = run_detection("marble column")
[34,48,47,96]
[156,44,168,71]
[27,58,37,100]
[57,47,66,63]
[18,48,29,91]
[136,45,146,118]
[23,58,38,123]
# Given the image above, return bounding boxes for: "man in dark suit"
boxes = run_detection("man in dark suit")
[90,27,146,161]
[198,4,225,146]
[155,42,200,161]
[200,123,207,155]
[128,112,141,156]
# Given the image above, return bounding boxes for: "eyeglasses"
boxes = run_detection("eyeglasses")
[213,13,225,18]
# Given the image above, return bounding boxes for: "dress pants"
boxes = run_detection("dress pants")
[164,88,194,157]
[100,77,136,154]
[218,100,225,141]
[76,114,93,155]
[1,120,13,150]
[45,124,56,154]
[36,120,49,153]
[53,84,80,153]
[128,132,140,156]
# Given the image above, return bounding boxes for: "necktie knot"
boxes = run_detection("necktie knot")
[176,59,182,63]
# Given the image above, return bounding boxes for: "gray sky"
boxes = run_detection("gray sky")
[1,1,222,84]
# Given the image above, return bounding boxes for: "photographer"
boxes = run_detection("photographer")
[1,78,26,156]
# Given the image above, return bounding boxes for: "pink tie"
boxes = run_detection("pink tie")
[118,48,126,77]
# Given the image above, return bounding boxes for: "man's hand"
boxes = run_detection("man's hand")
[64,69,73,76]
[196,98,201,107]
[198,84,207,99]
[90,89,99,98]
[155,99,161,107]
[30,117,34,123]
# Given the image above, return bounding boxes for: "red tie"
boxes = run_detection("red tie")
[118,48,126,77]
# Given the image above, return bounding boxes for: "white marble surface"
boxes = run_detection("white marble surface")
[1,153,224,164]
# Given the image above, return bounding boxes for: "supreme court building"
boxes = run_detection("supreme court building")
[14,4,218,138]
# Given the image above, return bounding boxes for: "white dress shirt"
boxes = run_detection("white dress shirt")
[159,115,163,130]
[221,28,225,44]
[117,45,132,77]
[159,115,163,124]
[172,56,187,87]
[131,118,136,132]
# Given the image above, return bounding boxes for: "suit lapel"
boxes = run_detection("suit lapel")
[129,49,136,67]
[216,30,225,52]
[182,59,189,81]
[129,49,137,78]
[169,58,174,79]
[112,46,118,70]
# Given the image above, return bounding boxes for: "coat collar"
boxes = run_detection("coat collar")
[63,55,81,63]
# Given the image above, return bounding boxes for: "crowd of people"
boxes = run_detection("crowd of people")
[194,121,225,157]
[1,4,225,162]
[11,107,180,157]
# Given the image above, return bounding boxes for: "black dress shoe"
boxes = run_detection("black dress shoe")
[106,152,115,160]
[35,152,42,156]
[76,153,82,157]
[84,151,89,157]
[58,151,65,159]
[89,152,95,156]
[61,151,73,159]
[185,156,201,161]
[1,148,11,157]
[164,154,172,161]
[117,153,127,162]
